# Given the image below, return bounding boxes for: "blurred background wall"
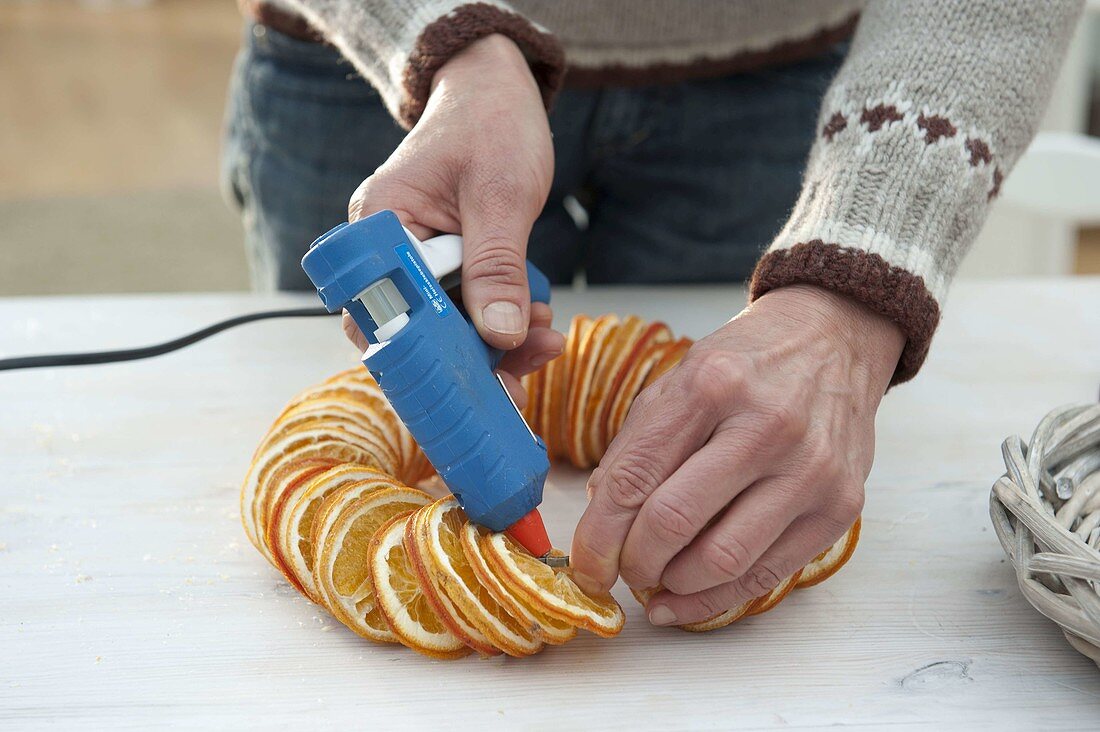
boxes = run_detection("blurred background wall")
[0,0,249,295]
[1,0,1098,296]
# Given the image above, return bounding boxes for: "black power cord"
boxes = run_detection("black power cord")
[0,307,337,371]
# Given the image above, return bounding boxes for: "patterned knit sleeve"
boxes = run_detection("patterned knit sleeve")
[750,0,1083,384]
[278,0,564,128]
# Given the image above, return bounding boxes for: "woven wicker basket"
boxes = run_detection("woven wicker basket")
[990,403,1100,669]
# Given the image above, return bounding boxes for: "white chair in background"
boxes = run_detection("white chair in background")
[962,131,1100,279]
[1000,132,1100,225]
[960,5,1099,279]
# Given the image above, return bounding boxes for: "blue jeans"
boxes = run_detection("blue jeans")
[222,24,846,291]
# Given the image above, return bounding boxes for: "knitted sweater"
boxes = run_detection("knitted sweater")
[257,0,1082,383]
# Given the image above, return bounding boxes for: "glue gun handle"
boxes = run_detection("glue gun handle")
[526,261,551,306]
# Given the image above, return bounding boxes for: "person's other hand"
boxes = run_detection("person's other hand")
[570,285,904,626]
[343,34,562,406]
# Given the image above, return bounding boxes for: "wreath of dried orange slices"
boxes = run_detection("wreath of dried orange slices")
[241,314,860,658]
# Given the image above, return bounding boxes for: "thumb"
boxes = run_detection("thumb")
[458,174,538,351]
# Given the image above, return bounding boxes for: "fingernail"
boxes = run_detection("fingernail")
[482,301,524,335]
[648,605,677,626]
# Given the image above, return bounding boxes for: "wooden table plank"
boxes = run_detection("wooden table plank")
[1,281,1098,729]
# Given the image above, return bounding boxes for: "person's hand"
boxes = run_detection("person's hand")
[569,285,905,626]
[343,34,562,405]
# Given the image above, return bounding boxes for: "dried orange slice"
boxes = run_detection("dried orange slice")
[279,387,409,470]
[411,499,544,657]
[369,512,471,659]
[538,340,567,461]
[479,529,625,637]
[629,585,658,606]
[341,389,431,485]
[273,372,433,484]
[520,367,543,431]
[565,314,619,467]
[260,458,340,567]
[404,504,500,656]
[241,425,387,554]
[641,337,692,390]
[312,484,432,643]
[309,478,398,552]
[605,342,670,441]
[797,518,861,588]
[249,456,337,562]
[744,570,803,617]
[269,464,388,601]
[268,397,400,471]
[461,522,576,645]
[583,315,646,459]
[279,368,388,416]
[599,320,671,446]
[548,314,590,464]
[533,353,553,441]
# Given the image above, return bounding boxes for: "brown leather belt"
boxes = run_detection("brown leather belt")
[240,0,325,43]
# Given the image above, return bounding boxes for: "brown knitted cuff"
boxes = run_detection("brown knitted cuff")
[749,241,941,385]
[399,2,566,129]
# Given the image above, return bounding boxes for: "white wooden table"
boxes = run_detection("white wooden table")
[1,281,1098,729]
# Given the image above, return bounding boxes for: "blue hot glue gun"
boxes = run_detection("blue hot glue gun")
[301,210,559,562]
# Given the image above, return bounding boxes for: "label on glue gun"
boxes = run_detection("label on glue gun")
[396,243,449,317]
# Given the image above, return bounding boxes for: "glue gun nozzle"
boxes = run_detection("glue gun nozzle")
[505,509,552,559]
[540,553,570,568]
